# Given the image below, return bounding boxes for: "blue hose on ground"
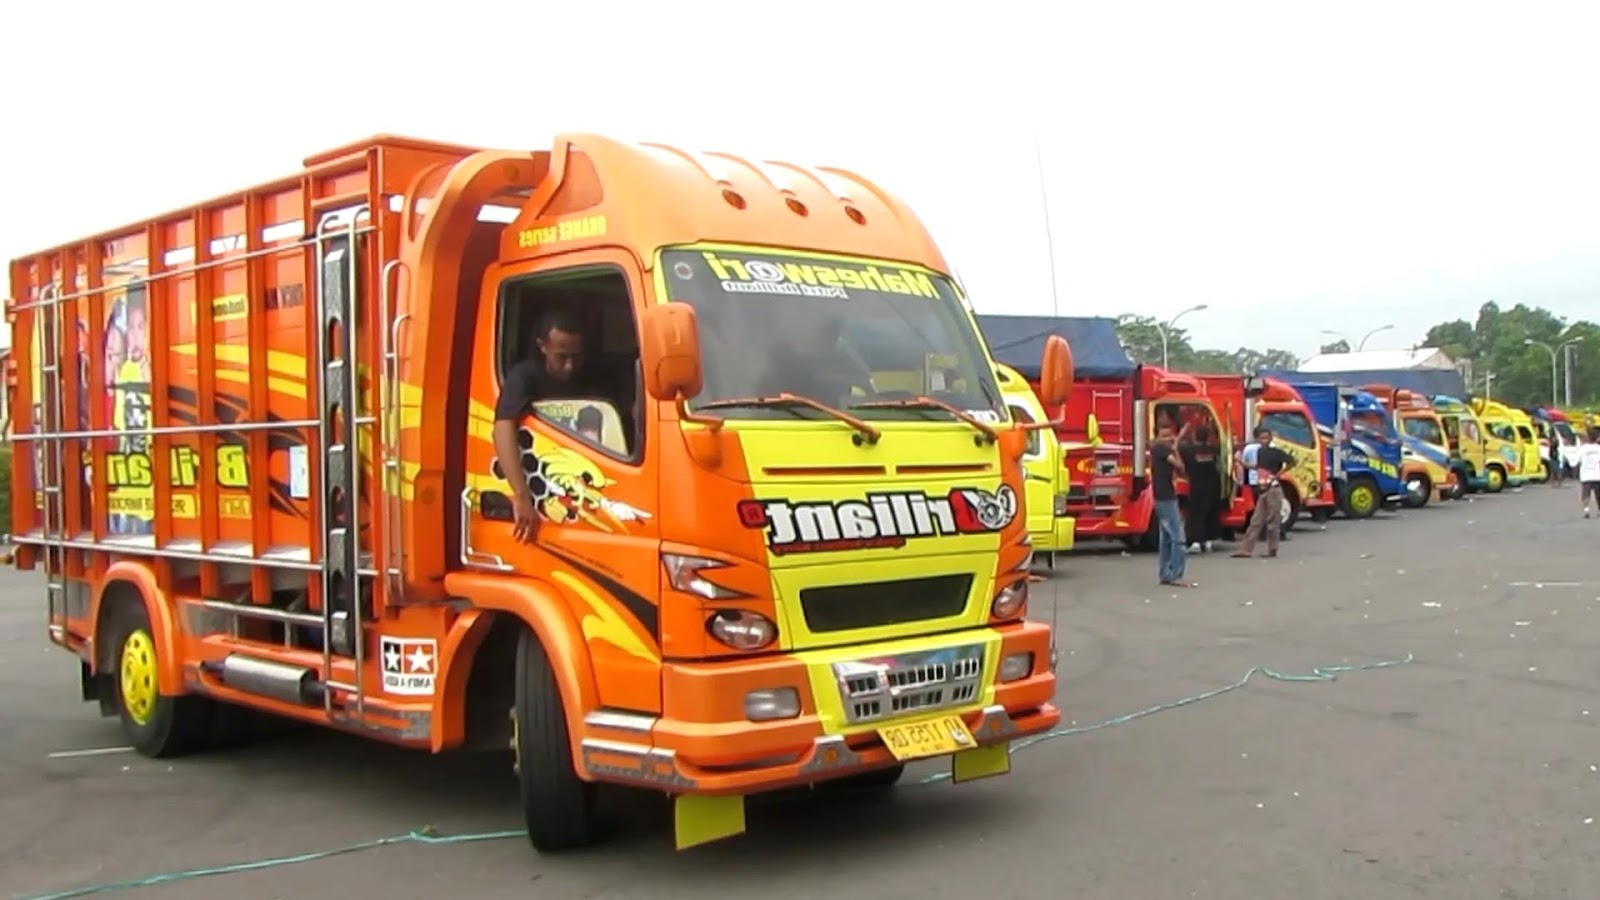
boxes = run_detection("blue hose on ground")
[14,653,1414,900]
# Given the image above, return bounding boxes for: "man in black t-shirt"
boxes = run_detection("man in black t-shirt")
[1149,422,1194,587]
[1233,425,1293,559]
[494,306,612,543]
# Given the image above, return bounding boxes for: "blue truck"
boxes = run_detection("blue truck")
[1273,379,1406,519]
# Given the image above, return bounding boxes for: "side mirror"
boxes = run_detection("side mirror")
[1037,334,1074,409]
[639,301,704,403]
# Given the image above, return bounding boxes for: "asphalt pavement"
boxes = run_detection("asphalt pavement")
[3,484,1598,899]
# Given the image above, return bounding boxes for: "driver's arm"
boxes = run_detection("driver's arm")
[493,362,539,505]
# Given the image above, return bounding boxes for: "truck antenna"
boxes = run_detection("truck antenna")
[1033,128,1062,318]
[1031,127,1064,664]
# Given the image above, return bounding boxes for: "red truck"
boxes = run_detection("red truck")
[1058,365,1250,549]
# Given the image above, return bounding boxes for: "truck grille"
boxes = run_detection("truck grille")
[833,643,986,724]
[798,573,972,633]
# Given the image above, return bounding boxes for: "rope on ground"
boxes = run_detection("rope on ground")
[16,652,1414,900]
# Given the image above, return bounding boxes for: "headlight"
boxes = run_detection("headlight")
[706,609,778,650]
[991,579,1029,619]
[1053,492,1070,516]
[662,553,742,600]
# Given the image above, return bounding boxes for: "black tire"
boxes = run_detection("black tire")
[106,599,214,758]
[513,626,600,852]
[1402,474,1431,509]
[1485,464,1506,494]
[1340,476,1381,520]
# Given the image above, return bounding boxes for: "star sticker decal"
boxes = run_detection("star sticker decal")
[406,644,434,673]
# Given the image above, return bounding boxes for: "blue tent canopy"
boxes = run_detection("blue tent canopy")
[975,315,1135,380]
[1257,367,1466,399]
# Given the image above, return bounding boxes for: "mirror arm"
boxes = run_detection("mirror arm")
[675,394,725,432]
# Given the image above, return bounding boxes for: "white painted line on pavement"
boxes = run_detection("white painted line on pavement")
[47,745,133,759]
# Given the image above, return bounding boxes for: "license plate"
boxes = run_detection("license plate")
[877,713,978,761]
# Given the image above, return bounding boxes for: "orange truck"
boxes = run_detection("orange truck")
[6,134,1073,853]
[1198,375,1335,532]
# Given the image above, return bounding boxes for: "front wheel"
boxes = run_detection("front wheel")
[1341,477,1381,519]
[1485,464,1506,494]
[1402,474,1432,509]
[513,627,600,852]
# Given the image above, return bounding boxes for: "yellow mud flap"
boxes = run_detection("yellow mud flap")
[674,794,747,850]
[952,744,1012,784]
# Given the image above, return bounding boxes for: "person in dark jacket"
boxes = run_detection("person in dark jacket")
[1180,424,1223,552]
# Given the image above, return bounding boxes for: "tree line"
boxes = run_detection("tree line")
[1113,302,1600,408]
[1113,314,1300,376]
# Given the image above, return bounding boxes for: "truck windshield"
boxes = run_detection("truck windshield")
[1402,416,1444,445]
[1350,409,1394,439]
[660,247,1003,421]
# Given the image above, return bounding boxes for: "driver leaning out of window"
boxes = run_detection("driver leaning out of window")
[493,305,616,543]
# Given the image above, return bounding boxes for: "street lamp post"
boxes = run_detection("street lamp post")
[1525,337,1584,405]
[1356,324,1395,351]
[1158,304,1208,369]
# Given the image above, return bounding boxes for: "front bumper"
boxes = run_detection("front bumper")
[575,621,1060,795]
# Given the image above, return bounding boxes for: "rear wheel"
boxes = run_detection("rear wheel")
[513,627,600,852]
[108,600,213,758]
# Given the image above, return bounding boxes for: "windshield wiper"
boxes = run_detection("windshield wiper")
[849,396,999,444]
[698,393,882,445]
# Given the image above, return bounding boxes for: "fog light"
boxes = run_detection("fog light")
[744,687,800,721]
[991,579,1028,619]
[999,652,1034,682]
[1054,492,1070,516]
[707,609,778,650]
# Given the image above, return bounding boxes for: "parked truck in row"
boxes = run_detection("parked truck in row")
[1271,377,1406,518]
[8,133,1074,853]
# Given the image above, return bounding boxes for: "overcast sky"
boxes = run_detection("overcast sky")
[4,1,1597,362]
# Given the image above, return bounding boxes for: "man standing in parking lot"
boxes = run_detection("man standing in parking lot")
[1150,422,1195,587]
[1233,425,1293,559]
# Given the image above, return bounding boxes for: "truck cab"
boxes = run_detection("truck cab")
[994,363,1074,565]
[1199,374,1329,532]
[1469,397,1542,486]
[1361,384,1460,504]
[1274,379,1405,519]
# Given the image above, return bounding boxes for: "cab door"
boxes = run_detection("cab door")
[1514,424,1540,475]
[462,249,664,714]
[1457,415,1487,473]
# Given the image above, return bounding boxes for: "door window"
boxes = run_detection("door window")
[1010,404,1042,458]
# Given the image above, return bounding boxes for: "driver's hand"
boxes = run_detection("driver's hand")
[512,494,540,544]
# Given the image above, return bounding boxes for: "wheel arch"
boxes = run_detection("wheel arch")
[435,572,598,754]
[90,561,184,696]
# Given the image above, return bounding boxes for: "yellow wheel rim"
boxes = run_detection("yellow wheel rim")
[1489,468,1503,489]
[119,629,159,726]
[1350,487,1374,514]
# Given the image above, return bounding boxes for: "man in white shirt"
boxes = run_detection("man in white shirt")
[1577,429,1600,518]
